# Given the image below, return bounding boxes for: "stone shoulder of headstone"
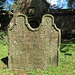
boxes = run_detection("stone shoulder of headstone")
[8,14,25,30]
[42,14,61,46]
[42,14,59,30]
[8,14,42,31]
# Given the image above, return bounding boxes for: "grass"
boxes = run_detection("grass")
[0,36,75,75]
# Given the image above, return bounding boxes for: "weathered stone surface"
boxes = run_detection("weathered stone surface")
[8,14,61,70]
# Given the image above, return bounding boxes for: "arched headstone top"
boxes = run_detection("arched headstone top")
[42,14,61,32]
[8,14,61,70]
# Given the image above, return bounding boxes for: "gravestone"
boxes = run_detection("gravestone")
[8,14,61,70]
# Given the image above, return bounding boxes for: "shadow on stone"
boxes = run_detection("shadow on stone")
[60,45,67,50]
[65,53,72,56]
[1,57,8,66]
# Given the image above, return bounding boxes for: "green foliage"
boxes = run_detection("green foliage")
[3,3,13,18]
[0,0,6,5]
[67,0,75,8]
[6,9,13,18]
[0,45,18,74]
[0,32,8,45]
